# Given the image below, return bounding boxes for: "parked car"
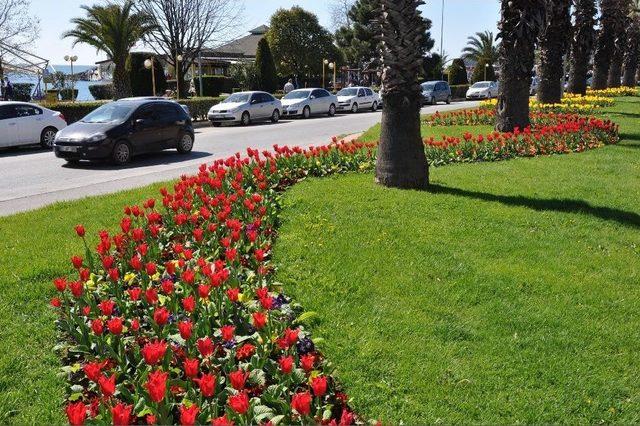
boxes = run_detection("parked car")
[466,81,499,100]
[530,76,540,95]
[53,99,194,165]
[336,87,380,113]
[281,88,338,118]
[120,97,191,117]
[421,81,452,105]
[208,91,282,126]
[0,101,67,149]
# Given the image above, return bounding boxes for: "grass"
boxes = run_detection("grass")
[273,98,640,423]
[0,98,637,423]
[358,122,494,143]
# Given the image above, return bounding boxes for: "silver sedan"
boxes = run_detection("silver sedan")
[281,88,338,118]
[208,91,282,126]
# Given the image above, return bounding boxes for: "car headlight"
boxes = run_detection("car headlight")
[86,133,107,143]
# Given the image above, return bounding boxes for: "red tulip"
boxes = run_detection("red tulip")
[98,373,116,397]
[229,369,249,390]
[65,401,87,426]
[196,373,217,397]
[71,256,83,269]
[107,317,123,335]
[50,298,62,308]
[211,415,234,426]
[300,354,315,372]
[146,370,168,403]
[53,278,67,292]
[145,288,158,304]
[83,361,105,382]
[291,391,312,416]
[70,281,84,298]
[74,224,85,237]
[145,262,157,275]
[236,343,255,360]
[141,340,168,365]
[278,356,294,374]
[183,358,199,378]
[339,409,355,425]
[182,295,196,313]
[161,279,174,294]
[311,375,327,397]
[179,404,199,426]
[228,391,249,414]
[197,337,214,357]
[178,320,193,340]
[91,318,104,335]
[111,402,133,426]
[220,325,235,341]
[98,300,116,316]
[252,312,267,329]
[127,287,141,301]
[153,307,170,326]
[226,287,240,302]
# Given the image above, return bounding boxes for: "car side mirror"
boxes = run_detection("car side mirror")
[135,118,148,126]
[251,99,258,104]
[310,95,315,99]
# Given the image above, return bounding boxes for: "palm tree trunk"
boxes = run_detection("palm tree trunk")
[567,0,597,95]
[112,60,132,100]
[593,0,623,89]
[537,0,572,103]
[496,0,545,132]
[375,0,429,189]
[607,33,626,87]
[622,21,640,86]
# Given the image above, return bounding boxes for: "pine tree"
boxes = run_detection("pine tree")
[255,38,278,93]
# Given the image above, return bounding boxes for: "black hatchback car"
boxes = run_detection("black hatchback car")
[54,99,194,165]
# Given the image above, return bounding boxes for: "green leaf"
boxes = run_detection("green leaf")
[294,311,320,325]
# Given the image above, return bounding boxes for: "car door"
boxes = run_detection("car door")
[357,88,370,108]
[132,105,163,153]
[0,105,18,147]
[249,93,266,119]
[155,104,181,148]
[310,90,324,114]
[366,88,376,107]
[262,93,278,117]
[14,105,44,144]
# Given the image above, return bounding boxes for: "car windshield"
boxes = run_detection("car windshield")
[338,88,358,97]
[222,93,251,104]
[472,82,490,88]
[284,90,311,100]
[81,103,134,123]
[422,83,435,90]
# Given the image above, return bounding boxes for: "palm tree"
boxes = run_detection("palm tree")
[567,0,597,95]
[607,2,630,88]
[63,0,156,99]
[375,0,429,189]
[537,0,572,104]
[495,0,546,132]
[462,31,499,65]
[593,0,626,89]
[622,0,640,86]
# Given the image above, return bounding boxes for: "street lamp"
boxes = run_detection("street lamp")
[485,63,489,81]
[144,57,156,96]
[328,62,336,92]
[64,55,78,102]
[323,59,329,89]
[175,54,183,100]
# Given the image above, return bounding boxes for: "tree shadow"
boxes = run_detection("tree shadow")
[605,111,640,119]
[427,184,640,229]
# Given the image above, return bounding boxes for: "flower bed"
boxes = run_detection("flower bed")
[587,87,638,97]
[52,112,618,425]
[479,95,614,114]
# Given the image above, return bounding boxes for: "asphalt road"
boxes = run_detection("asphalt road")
[0,101,478,216]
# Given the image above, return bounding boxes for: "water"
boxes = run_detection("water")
[8,64,101,101]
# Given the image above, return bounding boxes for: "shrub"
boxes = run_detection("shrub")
[194,75,237,97]
[229,63,259,91]
[470,59,497,84]
[39,101,107,124]
[89,84,114,100]
[12,83,34,102]
[450,84,470,100]
[448,58,469,86]
[255,38,279,93]
[129,52,167,97]
[59,89,80,101]
[180,97,226,121]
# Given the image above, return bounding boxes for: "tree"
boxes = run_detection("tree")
[255,38,278,93]
[375,0,429,189]
[422,53,443,80]
[567,0,597,95]
[462,31,499,64]
[448,58,469,85]
[593,0,626,89]
[229,63,259,91]
[496,0,546,132]
[607,0,631,88]
[267,7,341,80]
[0,0,39,77]
[63,1,155,99]
[128,52,167,96]
[136,0,242,97]
[328,0,355,30]
[537,0,572,104]
[622,0,640,86]
[470,59,497,83]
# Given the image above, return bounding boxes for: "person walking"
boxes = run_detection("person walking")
[283,78,295,94]
[4,78,13,101]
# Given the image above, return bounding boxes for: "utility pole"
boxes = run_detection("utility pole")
[440,0,445,58]
[197,0,203,96]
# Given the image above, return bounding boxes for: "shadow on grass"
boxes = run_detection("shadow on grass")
[428,184,640,229]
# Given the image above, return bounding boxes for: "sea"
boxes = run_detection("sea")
[8,64,101,101]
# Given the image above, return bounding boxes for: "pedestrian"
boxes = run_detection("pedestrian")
[284,78,295,94]
[4,78,13,101]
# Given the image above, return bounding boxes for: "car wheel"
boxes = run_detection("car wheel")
[112,141,132,165]
[271,109,280,123]
[430,97,436,105]
[351,103,359,113]
[212,122,221,127]
[328,104,336,117]
[241,111,251,126]
[40,127,58,149]
[446,96,451,105]
[302,106,311,119]
[177,133,194,154]
[371,101,378,111]
[65,159,80,165]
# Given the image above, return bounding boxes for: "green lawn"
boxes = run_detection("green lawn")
[0,98,637,423]
[359,121,494,143]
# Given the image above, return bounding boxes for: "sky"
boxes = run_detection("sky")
[29,0,500,66]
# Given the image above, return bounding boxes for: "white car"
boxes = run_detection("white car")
[466,81,499,100]
[281,88,338,118]
[208,91,282,126]
[336,87,380,113]
[0,101,67,149]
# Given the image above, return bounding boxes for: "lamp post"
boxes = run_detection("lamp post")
[64,55,78,102]
[440,0,445,58]
[328,62,336,92]
[175,54,183,100]
[144,57,156,96]
[323,59,329,89]
[485,63,489,81]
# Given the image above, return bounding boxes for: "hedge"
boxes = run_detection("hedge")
[180,97,226,121]
[12,83,34,102]
[59,89,80,101]
[194,76,237,97]
[89,84,114,100]
[450,84,470,100]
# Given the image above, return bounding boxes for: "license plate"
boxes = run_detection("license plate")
[59,146,78,152]
[212,115,224,119]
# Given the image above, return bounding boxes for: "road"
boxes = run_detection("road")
[0,101,477,216]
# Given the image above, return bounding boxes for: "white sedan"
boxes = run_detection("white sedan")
[0,101,67,149]
[281,88,338,118]
[208,92,282,126]
[466,81,499,100]
[336,87,380,113]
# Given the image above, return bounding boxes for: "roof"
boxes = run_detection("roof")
[204,26,269,59]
